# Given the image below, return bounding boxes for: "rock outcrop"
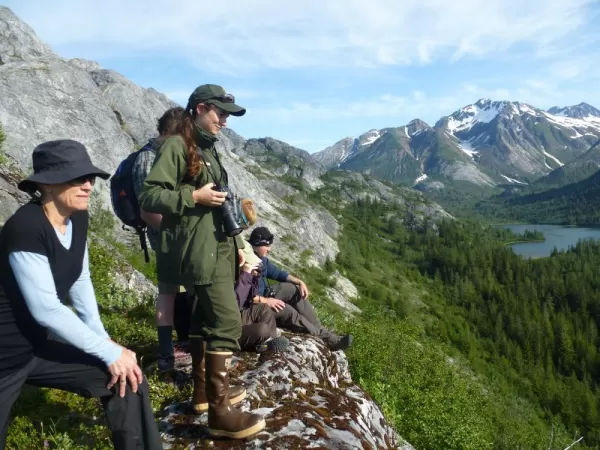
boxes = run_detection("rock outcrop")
[0,5,53,62]
[159,334,413,450]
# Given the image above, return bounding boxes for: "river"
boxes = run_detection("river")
[503,224,600,258]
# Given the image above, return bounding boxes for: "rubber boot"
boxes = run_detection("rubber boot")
[206,350,266,439]
[190,339,246,413]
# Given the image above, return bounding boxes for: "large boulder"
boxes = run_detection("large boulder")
[159,334,412,449]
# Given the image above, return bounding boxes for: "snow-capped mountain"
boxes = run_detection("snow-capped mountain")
[314,98,600,189]
[312,129,383,169]
[547,102,600,120]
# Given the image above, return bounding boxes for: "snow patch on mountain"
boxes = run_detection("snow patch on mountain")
[458,139,478,158]
[500,174,527,185]
[414,174,428,185]
[445,99,504,133]
[543,150,564,167]
[360,130,381,146]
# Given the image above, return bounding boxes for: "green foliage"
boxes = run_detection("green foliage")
[273,204,301,221]
[312,194,593,448]
[342,307,495,450]
[0,122,7,166]
[475,167,600,225]
[88,191,115,236]
[245,164,268,179]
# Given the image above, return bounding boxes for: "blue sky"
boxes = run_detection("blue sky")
[5,0,600,153]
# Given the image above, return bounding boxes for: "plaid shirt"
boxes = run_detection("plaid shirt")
[132,138,160,251]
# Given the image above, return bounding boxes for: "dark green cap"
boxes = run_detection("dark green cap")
[186,84,246,117]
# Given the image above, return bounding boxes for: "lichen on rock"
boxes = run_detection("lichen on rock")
[158,334,411,449]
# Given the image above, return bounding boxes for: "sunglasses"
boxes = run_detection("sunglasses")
[208,93,235,103]
[68,175,96,186]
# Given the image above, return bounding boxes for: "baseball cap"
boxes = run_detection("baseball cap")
[186,84,246,116]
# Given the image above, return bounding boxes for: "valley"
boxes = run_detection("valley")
[3,5,600,448]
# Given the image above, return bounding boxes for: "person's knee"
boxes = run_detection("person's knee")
[256,323,271,340]
[275,282,300,302]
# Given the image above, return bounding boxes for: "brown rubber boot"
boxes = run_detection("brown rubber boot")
[206,350,266,439]
[190,339,246,413]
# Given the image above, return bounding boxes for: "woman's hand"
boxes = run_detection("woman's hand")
[238,248,246,266]
[192,183,227,207]
[107,347,143,398]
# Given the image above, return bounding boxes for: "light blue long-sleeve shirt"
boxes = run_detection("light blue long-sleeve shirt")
[8,219,122,366]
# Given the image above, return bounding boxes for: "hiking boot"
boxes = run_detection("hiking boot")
[157,345,192,372]
[256,336,290,354]
[175,340,190,352]
[157,355,175,372]
[190,339,246,414]
[206,350,265,439]
[328,334,354,351]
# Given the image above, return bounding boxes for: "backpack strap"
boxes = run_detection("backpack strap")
[139,227,150,263]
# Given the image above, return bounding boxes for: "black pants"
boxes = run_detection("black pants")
[0,341,163,450]
[173,292,192,342]
[239,304,278,350]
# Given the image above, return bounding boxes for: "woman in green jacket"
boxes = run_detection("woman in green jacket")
[139,84,265,439]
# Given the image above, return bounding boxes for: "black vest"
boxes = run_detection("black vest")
[0,202,88,376]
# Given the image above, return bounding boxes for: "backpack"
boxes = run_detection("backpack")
[109,143,155,262]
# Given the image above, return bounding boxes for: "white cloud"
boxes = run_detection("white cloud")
[249,72,600,127]
[12,0,596,72]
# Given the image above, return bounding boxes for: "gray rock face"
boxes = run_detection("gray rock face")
[88,69,179,146]
[548,102,600,120]
[313,136,356,169]
[0,159,28,226]
[233,136,326,189]
[68,58,102,72]
[0,6,53,63]
[160,334,411,450]
[326,272,361,314]
[214,132,340,267]
[0,57,135,172]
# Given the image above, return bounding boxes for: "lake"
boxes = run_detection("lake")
[503,224,600,258]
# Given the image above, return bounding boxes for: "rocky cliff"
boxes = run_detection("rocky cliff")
[159,334,413,449]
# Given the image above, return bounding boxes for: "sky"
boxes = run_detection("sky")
[5,0,600,153]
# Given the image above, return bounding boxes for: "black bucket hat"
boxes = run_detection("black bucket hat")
[17,139,110,193]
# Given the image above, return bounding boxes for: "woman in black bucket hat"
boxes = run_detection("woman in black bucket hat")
[0,139,163,449]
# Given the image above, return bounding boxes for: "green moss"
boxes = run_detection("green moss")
[0,122,7,166]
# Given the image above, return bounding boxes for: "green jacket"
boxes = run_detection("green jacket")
[138,128,244,286]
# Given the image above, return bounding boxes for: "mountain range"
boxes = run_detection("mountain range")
[314,99,600,192]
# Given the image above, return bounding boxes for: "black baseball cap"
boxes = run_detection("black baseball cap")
[186,84,246,116]
[249,227,274,246]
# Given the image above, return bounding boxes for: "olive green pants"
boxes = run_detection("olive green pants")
[189,240,242,352]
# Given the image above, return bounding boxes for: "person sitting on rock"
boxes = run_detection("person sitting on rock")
[0,139,163,450]
[132,106,192,372]
[234,202,289,354]
[248,226,353,351]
